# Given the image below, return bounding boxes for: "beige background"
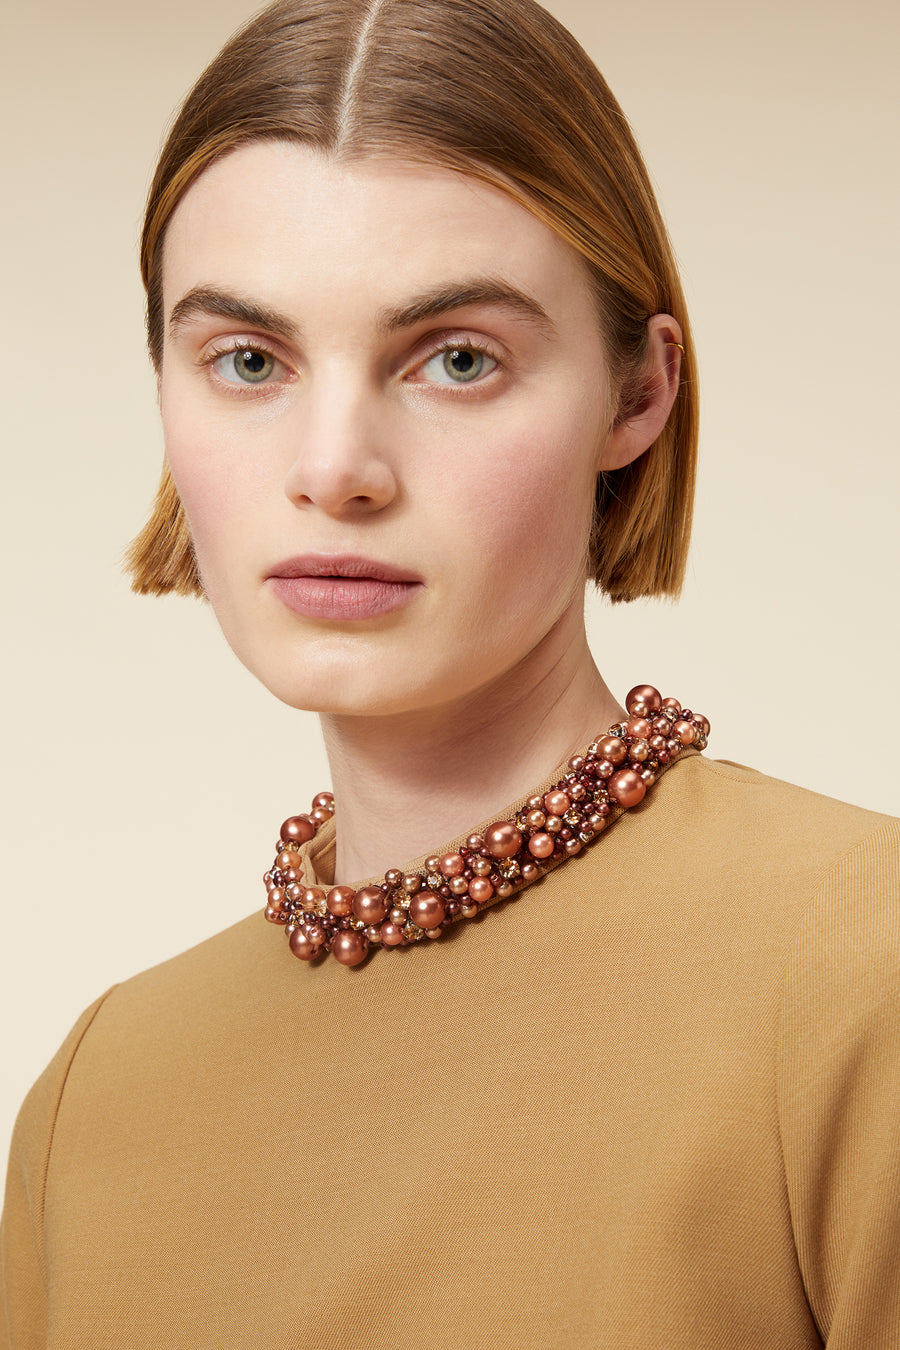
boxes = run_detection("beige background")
[1,0,898,1168]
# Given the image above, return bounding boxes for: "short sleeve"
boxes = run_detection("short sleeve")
[0,992,114,1350]
[777,821,900,1349]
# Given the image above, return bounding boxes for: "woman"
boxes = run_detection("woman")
[2,0,898,1346]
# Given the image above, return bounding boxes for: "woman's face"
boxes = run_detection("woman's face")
[159,142,613,717]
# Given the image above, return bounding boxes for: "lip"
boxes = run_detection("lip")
[266,553,424,621]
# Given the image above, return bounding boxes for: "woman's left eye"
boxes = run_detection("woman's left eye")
[211,346,282,385]
[421,346,498,386]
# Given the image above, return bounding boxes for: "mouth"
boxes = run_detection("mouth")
[266,553,424,621]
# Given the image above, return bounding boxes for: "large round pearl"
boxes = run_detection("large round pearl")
[289,927,322,961]
[326,885,355,917]
[280,815,315,846]
[408,891,446,930]
[608,768,646,808]
[352,886,389,925]
[625,685,662,717]
[596,736,627,766]
[543,790,570,817]
[484,821,523,859]
[331,930,370,966]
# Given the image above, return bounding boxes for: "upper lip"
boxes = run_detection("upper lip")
[266,553,423,584]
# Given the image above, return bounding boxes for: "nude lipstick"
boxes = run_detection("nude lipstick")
[266,554,423,621]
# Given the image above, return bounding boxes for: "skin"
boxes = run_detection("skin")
[159,141,681,881]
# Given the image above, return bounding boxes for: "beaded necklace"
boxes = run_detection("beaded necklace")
[263,684,709,966]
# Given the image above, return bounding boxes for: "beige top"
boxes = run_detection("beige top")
[2,753,899,1349]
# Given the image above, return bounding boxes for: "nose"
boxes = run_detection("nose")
[283,380,398,518]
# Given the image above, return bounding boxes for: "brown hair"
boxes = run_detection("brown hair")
[126,0,698,603]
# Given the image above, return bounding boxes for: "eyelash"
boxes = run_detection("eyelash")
[199,334,504,396]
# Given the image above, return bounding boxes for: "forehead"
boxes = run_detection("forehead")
[161,141,595,323]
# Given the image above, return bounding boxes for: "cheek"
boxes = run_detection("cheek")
[456,401,600,597]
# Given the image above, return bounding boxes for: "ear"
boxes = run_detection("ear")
[599,315,683,472]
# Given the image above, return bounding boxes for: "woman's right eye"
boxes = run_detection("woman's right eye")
[211,346,283,385]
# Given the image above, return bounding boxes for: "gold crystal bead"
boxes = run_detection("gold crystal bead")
[498,860,521,882]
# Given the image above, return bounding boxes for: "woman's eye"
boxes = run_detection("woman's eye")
[421,347,497,386]
[212,347,279,385]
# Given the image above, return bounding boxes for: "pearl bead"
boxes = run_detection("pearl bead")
[520,861,539,882]
[528,832,555,859]
[311,791,334,811]
[564,838,582,856]
[449,875,469,896]
[662,697,682,714]
[409,891,446,929]
[402,873,422,895]
[461,903,479,917]
[526,809,546,830]
[380,921,406,946]
[596,736,627,766]
[608,768,646,808]
[466,834,485,851]
[384,868,403,888]
[472,857,492,876]
[543,790,570,817]
[326,885,355,917]
[673,719,696,746]
[484,821,523,859]
[331,930,369,966]
[352,886,389,926]
[276,848,302,872]
[468,877,494,903]
[625,717,653,740]
[280,815,315,846]
[439,852,466,877]
[267,887,285,913]
[289,927,322,961]
[625,684,662,716]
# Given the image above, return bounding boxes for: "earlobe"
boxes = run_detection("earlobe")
[598,315,683,472]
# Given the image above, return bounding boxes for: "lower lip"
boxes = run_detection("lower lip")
[268,575,422,620]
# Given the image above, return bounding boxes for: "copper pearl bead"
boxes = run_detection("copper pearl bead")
[625,684,662,717]
[379,921,406,947]
[625,717,653,741]
[439,852,466,878]
[673,719,696,746]
[311,791,334,811]
[596,736,627,766]
[408,891,446,930]
[484,820,523,860]
[528,832,555,859]
[326,885,356,917]
[280,815,315,846]
[402,873,422,895]
[289,927,323,961]
[608,768,647,809]
[331,930,370,966]
[352,886,389,926]
[543,790,570,817]
[468,877,494,904]
[276,848,302,872]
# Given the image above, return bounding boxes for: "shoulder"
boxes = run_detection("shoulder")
[662,751,898,889]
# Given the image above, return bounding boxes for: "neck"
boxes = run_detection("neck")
[320,618,622,884]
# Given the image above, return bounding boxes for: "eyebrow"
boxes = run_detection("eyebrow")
[167,279,556,344]
[168,287,301,342]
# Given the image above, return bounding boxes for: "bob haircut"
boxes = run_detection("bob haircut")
[126,0,698,604]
